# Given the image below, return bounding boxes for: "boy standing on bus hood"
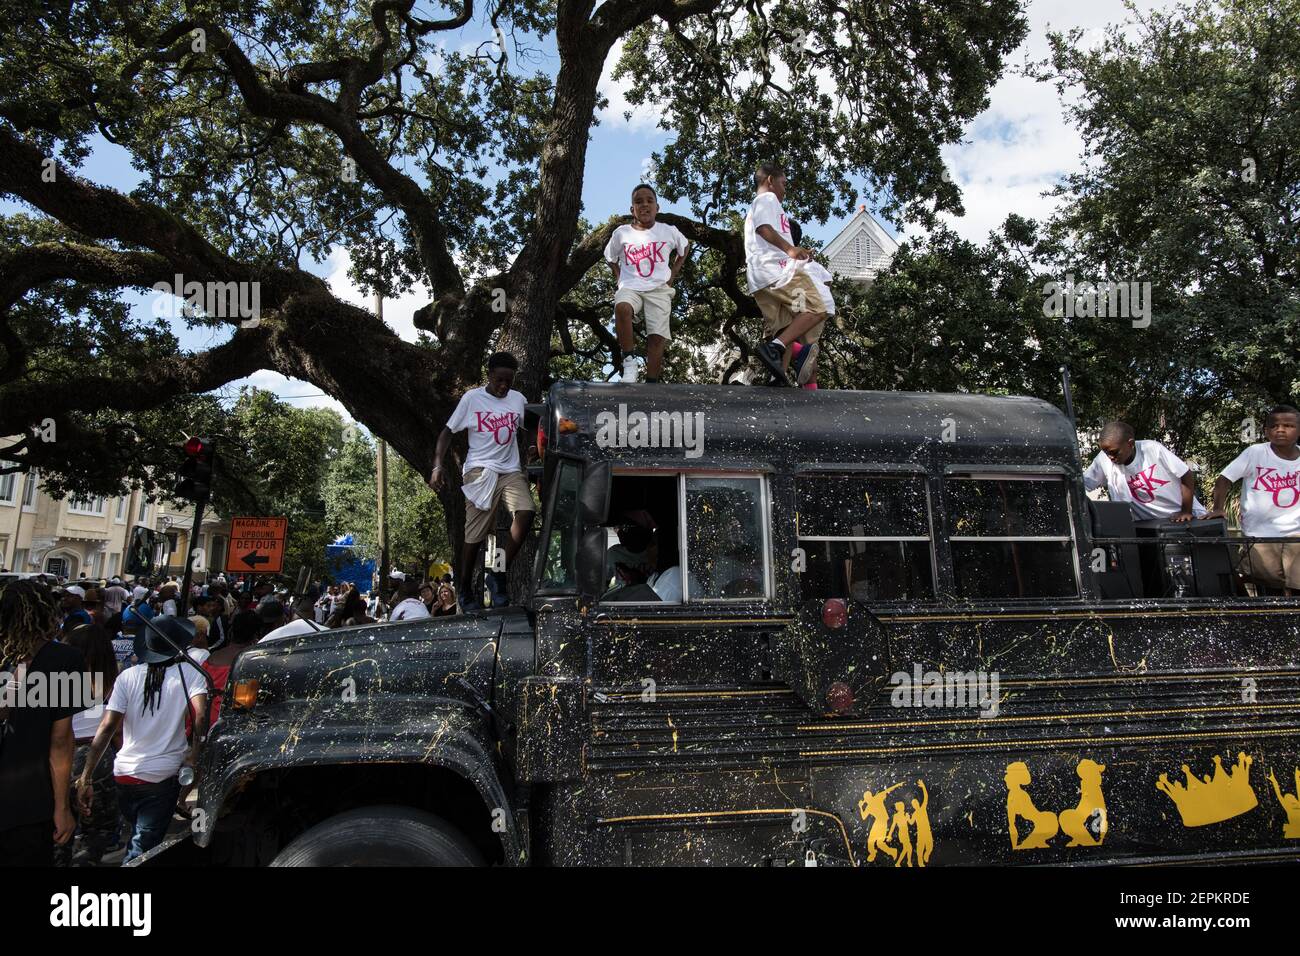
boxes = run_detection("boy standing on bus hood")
[605,184,690,383]
[744,162,828,387]
[430,352,537,610]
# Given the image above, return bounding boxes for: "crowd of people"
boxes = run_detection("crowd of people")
[0,563,465,868]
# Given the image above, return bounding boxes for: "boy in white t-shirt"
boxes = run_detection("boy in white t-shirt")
[430,352,537,609]
[604,184,691,383]
[1083,421,1206,522]
[744,162,828,387]
[1208,404,1300,593]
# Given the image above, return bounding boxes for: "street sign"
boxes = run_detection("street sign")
[226,516,289,574]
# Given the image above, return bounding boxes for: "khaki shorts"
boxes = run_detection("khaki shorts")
[614,285,675,340]
[754,272,828,343]
[464,469,534,544]
[1237,540,1300,590]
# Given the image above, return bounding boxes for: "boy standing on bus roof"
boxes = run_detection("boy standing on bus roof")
[429,352,537,610]
[605,184,691,383]
[744,162,828,387]
[1208,404,1300,594]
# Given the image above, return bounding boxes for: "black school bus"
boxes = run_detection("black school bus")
[174,383,1300,866]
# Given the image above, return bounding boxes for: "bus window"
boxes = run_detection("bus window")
[945,474,1077,599]
[684,476,769,600]
[796,474,935,602]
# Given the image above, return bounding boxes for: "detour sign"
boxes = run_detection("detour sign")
[226,516,289,574]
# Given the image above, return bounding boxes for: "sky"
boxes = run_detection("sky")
[13,0,1160,427]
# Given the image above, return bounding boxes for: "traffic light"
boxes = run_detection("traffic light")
[175,436,217,501]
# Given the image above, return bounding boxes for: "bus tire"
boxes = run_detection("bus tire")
[269,805,485,867]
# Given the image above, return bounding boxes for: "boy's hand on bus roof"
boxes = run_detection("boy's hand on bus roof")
[1169,511,1194,523]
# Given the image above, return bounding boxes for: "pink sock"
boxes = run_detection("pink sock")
[803,381,818,390]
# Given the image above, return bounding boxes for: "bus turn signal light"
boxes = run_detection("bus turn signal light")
[232,679,260,710]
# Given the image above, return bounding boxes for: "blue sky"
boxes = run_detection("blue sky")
[9,0,1156,423]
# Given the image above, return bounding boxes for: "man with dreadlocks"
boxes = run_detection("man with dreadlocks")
[77,616,208,864]
[0,579,83,865]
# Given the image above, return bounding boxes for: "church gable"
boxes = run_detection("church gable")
[823,207,899,283]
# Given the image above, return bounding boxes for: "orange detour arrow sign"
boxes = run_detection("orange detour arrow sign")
[226,516,289,574]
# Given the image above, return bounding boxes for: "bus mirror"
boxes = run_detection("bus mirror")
[578,462,611,527]
[576,527,608,606]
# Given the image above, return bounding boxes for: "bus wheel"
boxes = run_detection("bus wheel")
[269,805,485,867]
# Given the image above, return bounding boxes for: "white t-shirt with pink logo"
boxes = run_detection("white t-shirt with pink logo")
[604,222,688,292]
[1083,440,1206,521]
[1220,443,1300,537]
[446,387,527,475]
[744,191,793,293]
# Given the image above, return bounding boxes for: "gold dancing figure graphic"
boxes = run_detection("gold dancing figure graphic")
[1005,761,1059,850]
[857,779,932,866]
[1155,752,1257,827]
[1266,768,1300,839]
[1058,759,1108,847]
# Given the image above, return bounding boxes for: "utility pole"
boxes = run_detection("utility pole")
[375,293,390,583]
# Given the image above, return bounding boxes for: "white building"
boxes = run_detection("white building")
[0,438,231,581]
[822,205,899,284]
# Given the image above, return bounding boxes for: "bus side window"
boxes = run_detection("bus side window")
[796,473,935,602]
[946,473,1077,600]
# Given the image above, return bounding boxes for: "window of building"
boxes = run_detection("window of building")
[945,473,1078,600]
[797,473,935,602]
[115,497,127,522]
[0,463,16,504]
[138,497,149,522]
[108,552,120,576]
[68,496,106,516]
[21,471,36,508]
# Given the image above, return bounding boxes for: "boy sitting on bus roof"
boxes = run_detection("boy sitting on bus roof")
[1207,404,1300,595]
[1083,421,1206,523]
[744,162,828,387]
[604,184,691,384]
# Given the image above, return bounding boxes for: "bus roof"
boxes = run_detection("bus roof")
[545,382,1082,472]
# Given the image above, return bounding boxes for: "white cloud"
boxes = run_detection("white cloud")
[935,0,1160,243]
[598,39,665,132]
[322,247,430,343]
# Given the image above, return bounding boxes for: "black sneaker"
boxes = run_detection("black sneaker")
[755,340,790,386]
[790,340,819,386]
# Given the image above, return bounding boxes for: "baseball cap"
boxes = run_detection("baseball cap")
[388,569,407,581]
[132,585,149,602]
[64,585,86,598]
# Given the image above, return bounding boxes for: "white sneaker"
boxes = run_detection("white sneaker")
[622,356,641,382]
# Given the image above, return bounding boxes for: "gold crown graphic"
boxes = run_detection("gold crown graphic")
[1156,752,1258,828]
